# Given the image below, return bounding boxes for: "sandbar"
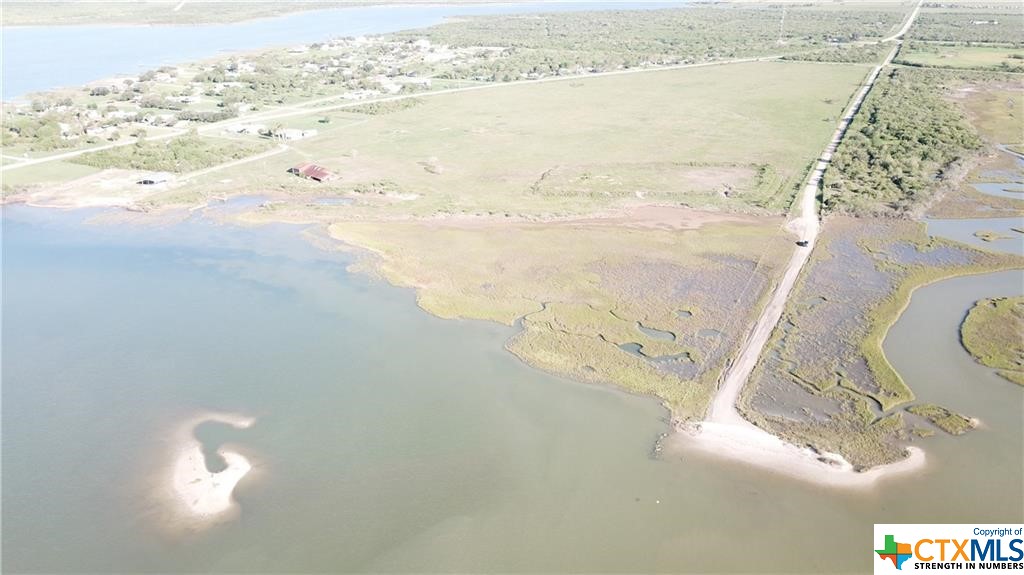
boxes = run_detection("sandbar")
[164,411,256,532]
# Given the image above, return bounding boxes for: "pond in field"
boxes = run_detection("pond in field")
[3,206,1021,573]
[926,216,1024,255]
[1,2,685,99]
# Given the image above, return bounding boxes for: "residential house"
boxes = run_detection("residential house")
[287,162,337,182]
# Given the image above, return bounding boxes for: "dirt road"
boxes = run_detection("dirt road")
[884,0,923,43]
[707,14,914,425]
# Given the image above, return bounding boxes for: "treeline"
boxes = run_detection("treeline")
[896,58,1024,74]
[347,98,422,115]
[823,68,982,216]
[176,109,238,123]
[72,132,268,173]
[783,43,889,64]
[395,6,906,80]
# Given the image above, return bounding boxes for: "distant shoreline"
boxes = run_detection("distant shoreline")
[1,0,668,28]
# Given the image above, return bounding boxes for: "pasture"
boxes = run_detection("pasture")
[178,60,870,218]
[900,44,1024,71]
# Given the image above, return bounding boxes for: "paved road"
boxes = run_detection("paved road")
[707,4,917,424]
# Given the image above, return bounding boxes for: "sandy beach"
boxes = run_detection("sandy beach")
[164,412,256,532]
[678,420,926,488]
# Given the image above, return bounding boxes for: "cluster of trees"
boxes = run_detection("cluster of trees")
[30,96,74,112]
[395,6,906,81]
[898,57,1024,74]
[138,66,179,82]
[72,131,268,173]
[188,49,407,108]
[908,11,1024,45]
[822,68,982,216]
[138,95,185,110]
[784,43,888,64]
[348,98,422,115]
[4,115,76,150]
[176,109,237,123]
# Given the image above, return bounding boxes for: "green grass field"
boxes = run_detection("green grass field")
[957,85,1024,145]
[2,161,101,189]
[900,45,1024,70]
[174,61,869,217]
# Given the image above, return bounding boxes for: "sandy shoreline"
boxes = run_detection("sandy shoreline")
[677,419,926,488]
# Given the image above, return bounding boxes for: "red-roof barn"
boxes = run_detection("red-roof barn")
[288,162,337,182]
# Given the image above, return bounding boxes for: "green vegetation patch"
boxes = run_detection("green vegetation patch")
[329,215,791,419]
[898,43,1024,72]
[955,84,1024,145]
[241,61,867,218]
[347,98,424,115]
[824,67,982,216]
[72,133,270,173]
[783,43,890,64]
[909,9,1024,45]
[907,403,977,435]
[397,5,906,81]
[1000,371,1024,386]
[961,296,1024,385]
[740,217,1023,467]
[1,161,101,190]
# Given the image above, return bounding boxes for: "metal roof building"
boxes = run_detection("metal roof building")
[287,163,336,182]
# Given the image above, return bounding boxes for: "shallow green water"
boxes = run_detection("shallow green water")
[2,206,1021,573]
